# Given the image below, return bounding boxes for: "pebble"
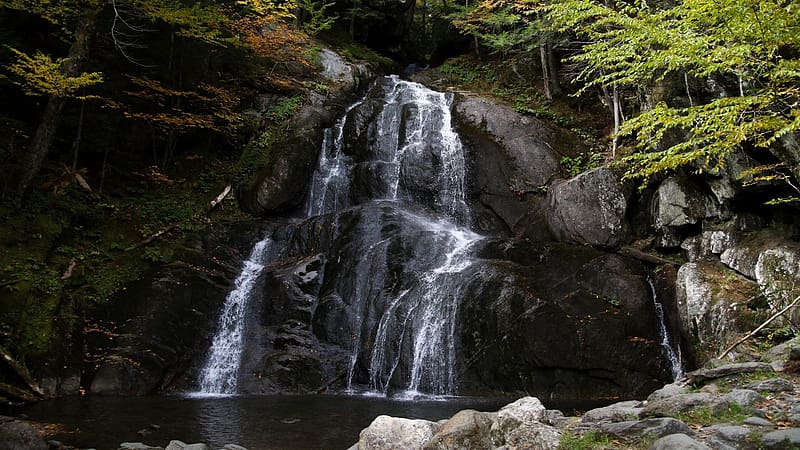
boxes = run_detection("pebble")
[744,416,774,427]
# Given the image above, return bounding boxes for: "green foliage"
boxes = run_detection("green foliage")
[557,431,613,449]
[561,152,603,177]
[298,0,337,35]
[674,403,748,427]
[545,0,800,185]
[267,95,303,122]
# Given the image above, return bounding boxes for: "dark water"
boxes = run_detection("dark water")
[4,394,517,450]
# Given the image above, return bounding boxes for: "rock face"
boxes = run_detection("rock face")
[237,49,378,216]
[652,176,725,247]
[451,93,582,236]
[543,167,630,248]
[84,222,268,395]
[675,262,763,359]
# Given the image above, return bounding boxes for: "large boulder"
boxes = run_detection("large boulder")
[652,176,726,247]
[0,416,48,450]
[452,93,581,236]
[490,397,560,450]
[543,167,630,248]
[423,409,495,450]
[357,416,440,450]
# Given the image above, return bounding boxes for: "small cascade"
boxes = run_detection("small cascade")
[648,278,684,380]
[366,214,481,396]
[197,238,271,394]
[306,97,365,217]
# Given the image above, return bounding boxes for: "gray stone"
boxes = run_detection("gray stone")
[358,415,440,450]
[165,441,209,450]
[649,434,711,450]
[642,393,729,417]
[0,416,49,450]
[581,400,642,424]
[118,444,163,450]
[724,389,765,406]
[710,425,750,442]
[423,409,495,450]
[543,167,630,248]
[676,263,763,360]
[706,438,737,450]
[652,176,724,247]
[502,422,560,450]
[598,417,693,439]
[682,230,737,262]
[647,383,690,402]
[761,428,800,449]
[790,346,800,361]
[221,445,248,450]
[744,416,774,427]
[745,378,794,393]
[490,397,560,449]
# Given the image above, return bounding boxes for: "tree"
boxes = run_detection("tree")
[1,0,105,192]
[546,0,800,195]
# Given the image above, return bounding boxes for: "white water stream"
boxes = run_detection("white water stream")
[196,238,271,394]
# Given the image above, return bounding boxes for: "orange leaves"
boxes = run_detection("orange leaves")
[233,15,313,88]
[122,77,242,134]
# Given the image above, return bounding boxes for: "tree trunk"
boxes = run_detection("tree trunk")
[18,8,100,193]
[540,44,552,100]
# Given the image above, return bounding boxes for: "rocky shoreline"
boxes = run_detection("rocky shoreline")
[346,339,800,450]
[2,339,799,450]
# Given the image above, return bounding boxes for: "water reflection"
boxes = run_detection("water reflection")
[4,394,515,450]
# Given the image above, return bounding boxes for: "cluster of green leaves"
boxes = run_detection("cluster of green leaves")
[546,0,800,185]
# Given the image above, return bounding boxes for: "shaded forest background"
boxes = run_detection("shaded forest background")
[0,0,798,393]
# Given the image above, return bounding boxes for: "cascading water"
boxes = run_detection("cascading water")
[307,76,479,396]
[196,238,271,394]
[648,278,684,380]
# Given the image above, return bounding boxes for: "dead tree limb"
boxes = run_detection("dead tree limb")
[718,294,800,360]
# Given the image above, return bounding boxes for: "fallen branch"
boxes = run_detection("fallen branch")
[128,184,232,250]
[617,246,678,266]
[718,294,800,360]
[61,258,77,280]
[0,345,46,398]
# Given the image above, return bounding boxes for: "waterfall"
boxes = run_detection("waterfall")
[196,238,271,394]
[310,76,479,396]
[648,278,684,380]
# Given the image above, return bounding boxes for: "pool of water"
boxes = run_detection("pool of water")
[4,393,518,450]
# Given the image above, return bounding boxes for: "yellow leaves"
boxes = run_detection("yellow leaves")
[237,0,299,20]
[5,48,103,97]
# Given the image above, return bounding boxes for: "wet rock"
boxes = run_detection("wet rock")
[649,433,711,450]
[453,93,576,236]
[358,415,440,450]
[423,409,495,450]
[84,221,267,395]
[745,378,794,393]
[543,167,630,248]
[641,393,729,417]
[581,401,643,424]
[0,416,48,450]
[761,428,800,449]
[597,417,693,439]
